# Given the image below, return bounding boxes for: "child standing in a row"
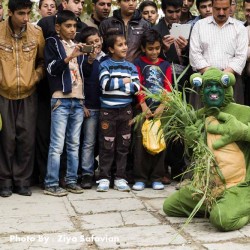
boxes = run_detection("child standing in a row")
[97,32,140,192]
[133,29,172,191]
[43,11,95,196]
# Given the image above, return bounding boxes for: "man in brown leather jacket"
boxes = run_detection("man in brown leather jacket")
[0,0,45,197]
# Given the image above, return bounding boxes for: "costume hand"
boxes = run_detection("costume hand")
[206,112,250,149]
[184,119,203,147]
[175,36,188,50]
[162,35,175,51]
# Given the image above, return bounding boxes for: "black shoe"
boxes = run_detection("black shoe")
[0,187,12,197]
[65,183,84,194]
[14,186,32,196]
[81,175,93,189]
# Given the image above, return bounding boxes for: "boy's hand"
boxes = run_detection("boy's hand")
[84,107,90,118]
[162,35,175,51]
[64,44,83,64]
[153,104,165,118]
[141,102,153,119]
[123,77,131,84]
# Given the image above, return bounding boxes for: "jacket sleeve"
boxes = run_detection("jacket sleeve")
[82,56,93,77]
[35,28,45,82]
[99,62,124,91]
[120,64,140,95]
[135,64,145,103]
[44,38,68,76]
[163,65,172,92]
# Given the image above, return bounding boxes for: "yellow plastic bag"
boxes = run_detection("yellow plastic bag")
[141,119,166,155]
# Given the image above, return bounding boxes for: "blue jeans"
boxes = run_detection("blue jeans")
[45,98,84,187]
[81,109,99,176]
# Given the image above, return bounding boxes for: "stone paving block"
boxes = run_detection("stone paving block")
[132,185,176,199]
[0,232,92,250]
[144,198,165,213]
[80,212,123,229]
[183,222,245,242]
[72,198,145,214]
[239,224,250,237]
[0,201,69,217]
[0,214,75,234]
[129,246,197,250]
[90,225,187,249]
[165,217,209,224]
[203,242,250,250]
[121,210,161,226]
[67,189,133,201]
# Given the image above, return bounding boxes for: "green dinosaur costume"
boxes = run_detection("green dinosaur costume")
[163,68,250,231]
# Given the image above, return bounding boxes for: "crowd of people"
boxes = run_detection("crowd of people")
[0,0,249,202]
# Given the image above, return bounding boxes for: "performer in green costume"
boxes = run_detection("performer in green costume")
[163,68,250,232]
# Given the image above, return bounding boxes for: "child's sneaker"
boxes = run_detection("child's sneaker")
[65,183,84,194]
[44,186,68,197]
[152,181,164,190]
[114,179,130,192]
[96,179,110,192]
[132,182,145,191]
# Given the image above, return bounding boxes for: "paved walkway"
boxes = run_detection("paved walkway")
[1,183,250,250]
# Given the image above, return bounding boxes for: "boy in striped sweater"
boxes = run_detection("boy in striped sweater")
[97,33,140,192]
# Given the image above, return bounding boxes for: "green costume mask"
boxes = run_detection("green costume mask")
[190,68,236,109]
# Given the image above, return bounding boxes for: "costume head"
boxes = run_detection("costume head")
[190,67,235,108]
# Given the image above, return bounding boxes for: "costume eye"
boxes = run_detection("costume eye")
[221,75,230,86]
[192,77,202,87]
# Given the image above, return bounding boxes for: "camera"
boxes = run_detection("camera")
[79,45,94,54]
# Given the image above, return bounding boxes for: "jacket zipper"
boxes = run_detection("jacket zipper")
[15,38,20,99]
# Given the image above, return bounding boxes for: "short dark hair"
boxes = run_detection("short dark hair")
[79,26,101,43]
[38,0,57,9]
[8,0,33,12]
[196,0,211,9]
[211,0,232,5]
[55,10,77,24]
[106,31,125,53]
[140,29,162,48]
[139,0,158,12]
[161,0,183,11]
[243,0,250,6]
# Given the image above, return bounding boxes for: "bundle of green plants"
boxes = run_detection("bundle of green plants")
[137,65,222,219]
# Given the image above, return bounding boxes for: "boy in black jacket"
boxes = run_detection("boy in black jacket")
[44,10,94,196]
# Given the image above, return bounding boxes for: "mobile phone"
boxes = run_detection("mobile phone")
[80,45,94,53]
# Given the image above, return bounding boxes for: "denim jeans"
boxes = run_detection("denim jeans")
[45,98,84,187]
[81,109,99,176]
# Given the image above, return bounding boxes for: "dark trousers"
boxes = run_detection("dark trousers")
[99,105,132,180]
[0,93,37,188]
[34,80,51,184]
[133,118,165,183]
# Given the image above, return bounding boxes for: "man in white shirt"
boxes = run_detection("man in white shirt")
[190,0,247,76]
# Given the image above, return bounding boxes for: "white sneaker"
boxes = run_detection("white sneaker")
[114,179,130,192]
[96,179,110,192]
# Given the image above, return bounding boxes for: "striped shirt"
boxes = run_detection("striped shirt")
[99,58,140,108]
[190,16,248,75]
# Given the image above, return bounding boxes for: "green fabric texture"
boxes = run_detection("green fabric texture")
[163,68,250,231]
[206,112,250,150]
[163,184,250,231]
